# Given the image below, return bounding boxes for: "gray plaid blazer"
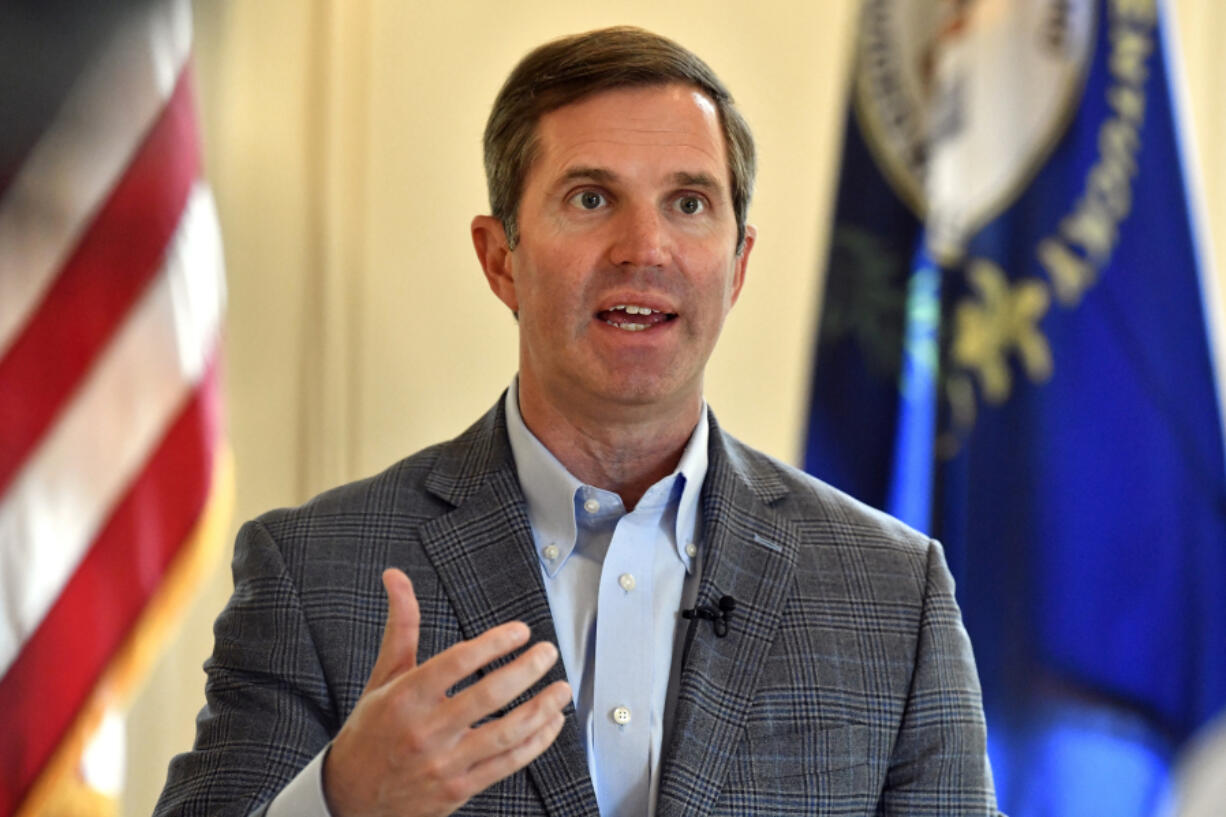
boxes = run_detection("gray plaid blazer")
[156,399,999,816]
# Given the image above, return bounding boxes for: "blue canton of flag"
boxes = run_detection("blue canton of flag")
[805,1,1226,814]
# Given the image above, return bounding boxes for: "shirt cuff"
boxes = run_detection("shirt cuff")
[266,744,334,817]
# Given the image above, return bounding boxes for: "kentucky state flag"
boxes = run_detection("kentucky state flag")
[805,0,1226,814]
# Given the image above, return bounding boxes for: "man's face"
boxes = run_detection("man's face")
[474,83,755,424]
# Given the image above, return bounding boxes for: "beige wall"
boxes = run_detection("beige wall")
[122,1,1226,813]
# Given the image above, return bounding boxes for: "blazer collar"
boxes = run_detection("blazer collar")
[419,395,601,816]
[656,411,801,817]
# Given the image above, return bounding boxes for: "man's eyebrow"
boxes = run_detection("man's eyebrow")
[672,171,721,189]
[559,167,618,184]
[555,168,722,190]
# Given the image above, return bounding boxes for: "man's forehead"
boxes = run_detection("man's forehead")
[537,82,720,134]
[528,83,729,186]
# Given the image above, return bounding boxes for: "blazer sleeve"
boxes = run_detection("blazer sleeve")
[879,539,1001,815]
[153,520,339,817]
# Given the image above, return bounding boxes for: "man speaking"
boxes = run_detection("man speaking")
[156,26,999,817]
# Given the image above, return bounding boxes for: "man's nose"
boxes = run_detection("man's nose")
[608,203,668,269]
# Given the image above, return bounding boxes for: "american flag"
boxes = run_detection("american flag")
[0,0,229,812]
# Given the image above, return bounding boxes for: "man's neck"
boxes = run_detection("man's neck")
[515,379,702,511]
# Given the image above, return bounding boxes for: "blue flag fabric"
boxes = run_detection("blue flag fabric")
[805,1,1226,814]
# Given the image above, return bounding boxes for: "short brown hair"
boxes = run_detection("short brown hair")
[483,26,756,253]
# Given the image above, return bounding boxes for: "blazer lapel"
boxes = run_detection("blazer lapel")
[417,400,600,817]
[656,415,800,817]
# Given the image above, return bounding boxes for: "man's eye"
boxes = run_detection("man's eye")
[571,191,606,210]
[675,195,705,215]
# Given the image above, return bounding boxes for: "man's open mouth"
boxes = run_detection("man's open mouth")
[596,304,677,332]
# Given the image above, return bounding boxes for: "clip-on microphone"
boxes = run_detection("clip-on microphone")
[682,595,736,637]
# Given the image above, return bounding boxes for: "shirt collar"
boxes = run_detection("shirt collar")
[504,378,708,575]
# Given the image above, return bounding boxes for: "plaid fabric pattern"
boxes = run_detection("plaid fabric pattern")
[154,397,999,816]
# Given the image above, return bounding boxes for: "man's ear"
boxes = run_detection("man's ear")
[729,224,756,307]
[471,215,518,312]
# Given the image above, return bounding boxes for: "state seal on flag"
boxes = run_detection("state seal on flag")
[853,0,1097,263]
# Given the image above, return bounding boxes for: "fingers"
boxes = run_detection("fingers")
[367,568,422,689]
[368,566,551,715]
[404,619,533,702]
[331,581,571,817]
[419,678,571,792]
[459,680,571,793]
[441,640,562,728]
[468,679,571,754]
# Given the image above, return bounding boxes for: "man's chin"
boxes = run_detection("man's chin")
[579,373,700,415]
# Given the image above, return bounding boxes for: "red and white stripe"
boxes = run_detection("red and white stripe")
[0,0,225,812]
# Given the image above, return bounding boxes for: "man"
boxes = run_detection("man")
[156,26,999,817]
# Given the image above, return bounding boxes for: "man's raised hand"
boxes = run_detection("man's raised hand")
[323,568,571,817]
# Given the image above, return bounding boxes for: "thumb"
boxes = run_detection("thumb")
[366,567,421,690]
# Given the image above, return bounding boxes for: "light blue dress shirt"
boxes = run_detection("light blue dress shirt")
[267,382,707,817]
[504,383,707,817]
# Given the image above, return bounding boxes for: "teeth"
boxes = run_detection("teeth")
[602,304,664,331]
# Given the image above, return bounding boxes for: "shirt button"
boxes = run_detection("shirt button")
[583,498,600,514]
[542,544,559,561]
[612,706,632,726]
[685,542,698,558]
[618,573,636,592]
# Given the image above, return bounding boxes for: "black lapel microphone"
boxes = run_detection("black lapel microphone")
[682,595,736,638]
